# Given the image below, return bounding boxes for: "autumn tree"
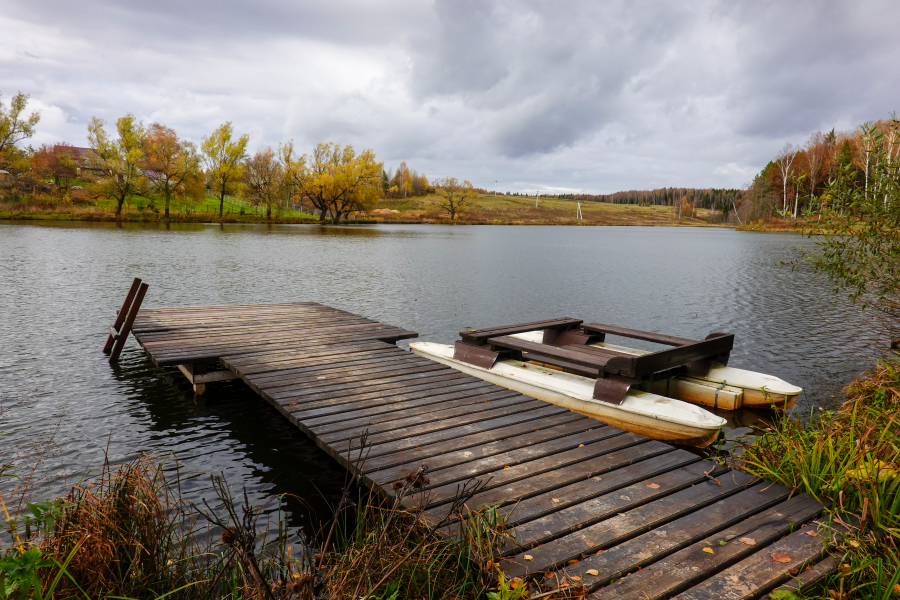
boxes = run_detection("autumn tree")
[144,124,202,218]
[435,177,476,221]
[32,143,79,189]
[87,114,146,216]
[807,115,900,332]
[244,146,283,219]
[201,122,249,217]
[386,161,431,197]
[0,91,41,166]
[799,132,828,219]
[284,142,382,222]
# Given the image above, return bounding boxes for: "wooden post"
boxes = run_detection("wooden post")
[103,278,142,354]
[108,281,149,364]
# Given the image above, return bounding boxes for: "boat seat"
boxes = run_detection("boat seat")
[460,318,582,342]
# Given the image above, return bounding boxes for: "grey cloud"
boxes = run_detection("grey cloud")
[3,0,900,192]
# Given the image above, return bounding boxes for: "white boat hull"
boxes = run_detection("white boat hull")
[410,342,725,448]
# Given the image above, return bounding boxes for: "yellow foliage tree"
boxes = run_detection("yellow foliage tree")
[435,177,476,221]
[87,114,146,216]
[283,142,382,222]
[201,122,249,217]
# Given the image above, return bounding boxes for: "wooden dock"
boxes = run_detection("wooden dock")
[116,296,839,599]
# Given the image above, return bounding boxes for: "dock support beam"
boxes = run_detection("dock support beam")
[176,363,238,395]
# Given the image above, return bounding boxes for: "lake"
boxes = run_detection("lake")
[0,222,890,541]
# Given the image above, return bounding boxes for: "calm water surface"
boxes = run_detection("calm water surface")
[0,222,891,541]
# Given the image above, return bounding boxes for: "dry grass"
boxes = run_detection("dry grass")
[375,193,726,226]
[1,432,511,600]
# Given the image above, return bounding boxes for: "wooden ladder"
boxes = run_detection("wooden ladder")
[104,277,149,364]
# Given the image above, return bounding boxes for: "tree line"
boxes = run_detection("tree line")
[0,91,479,222]
[742,121,900,222]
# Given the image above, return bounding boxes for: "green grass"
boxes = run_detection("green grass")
[738,357,900,599]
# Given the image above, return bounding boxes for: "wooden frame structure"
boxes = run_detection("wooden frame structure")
[453,318,734,405]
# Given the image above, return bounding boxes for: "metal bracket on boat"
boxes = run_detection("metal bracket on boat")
[542,328,597,347]
[453,340,501,369]
[593,378,632,405]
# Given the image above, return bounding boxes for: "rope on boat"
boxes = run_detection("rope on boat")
[714,380,728,411]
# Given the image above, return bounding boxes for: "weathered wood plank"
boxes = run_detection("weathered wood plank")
[670,518,837,600]
[591,494,827,599]
[503,471,761,577]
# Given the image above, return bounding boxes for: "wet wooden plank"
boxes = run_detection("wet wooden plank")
[315,396,552,444]
[359,404,572,457]
[499,458,720,551]
[503,470,760,577]
[365,416,601,483]
[301,388,521,430]
[304,389,522,435]
[592,494,827,599]
[421,438,670,512]
[360,412,590,470]
[531,484,795,594]
[761,555,837,600]
[671,518,837,600]
[285,380,498,417]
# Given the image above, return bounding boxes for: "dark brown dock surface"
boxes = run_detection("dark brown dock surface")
[127,301,839,599]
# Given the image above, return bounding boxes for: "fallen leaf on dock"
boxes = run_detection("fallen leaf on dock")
[702,547,714,554]
[771,552,792,563]
[593,477,602,481]
[567,559,578,565]
[524,555,534,561]
[578,444,585,447]
[569,576,582,581]
[805,530,818,537]
[552,498,560,503]
[586,569,599,576]
[646,483,660,489]
[728,575,739,583]
[738,537,756,545]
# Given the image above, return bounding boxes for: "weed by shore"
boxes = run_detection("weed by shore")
[0,443,506,600]
[739,356,900,599]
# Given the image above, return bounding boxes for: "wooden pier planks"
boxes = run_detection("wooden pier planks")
[128,302,839,599]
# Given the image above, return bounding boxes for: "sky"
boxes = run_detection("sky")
[3,0,899,194]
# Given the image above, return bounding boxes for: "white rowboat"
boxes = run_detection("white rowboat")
[409,341,726,447]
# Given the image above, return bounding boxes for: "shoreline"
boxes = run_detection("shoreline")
[0,210,739,228]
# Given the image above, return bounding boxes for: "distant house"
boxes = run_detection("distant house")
[56,146,103,175]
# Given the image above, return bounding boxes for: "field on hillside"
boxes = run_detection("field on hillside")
[377,192,726,226]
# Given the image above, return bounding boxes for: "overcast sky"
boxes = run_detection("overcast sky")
[3,0,899,193]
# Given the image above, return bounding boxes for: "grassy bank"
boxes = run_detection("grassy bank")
[739,357,900,599]
[0,448,506,600]
[0,192,733,227]
[737,217,829,233]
